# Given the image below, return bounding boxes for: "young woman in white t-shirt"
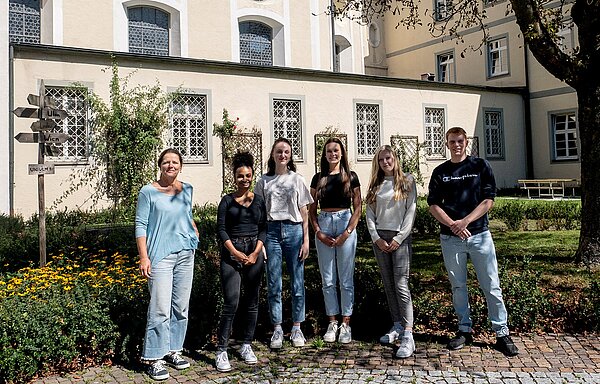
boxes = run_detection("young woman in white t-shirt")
[365,145,417,358]
[254,138,313,349]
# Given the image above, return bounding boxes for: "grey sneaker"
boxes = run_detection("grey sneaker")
[239,344,258,364]
[290,328,306,347]
[163,351,190,369]
[396,335,415,358]
[338,323,352,344]
[146,360,169,381]
[215,351,232,372]
[323,321,338,343]
[379,327,401,344]
[270,328,284,349]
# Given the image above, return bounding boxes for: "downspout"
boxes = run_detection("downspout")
[330,0,336,71]
[523,42,534,178]
[8,45,14,216]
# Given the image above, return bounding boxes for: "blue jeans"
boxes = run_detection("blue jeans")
[440,230,509,337]
[315,209,357,317]
[265,220,305,324]
[142,249,195,360]
[372,230,413,329]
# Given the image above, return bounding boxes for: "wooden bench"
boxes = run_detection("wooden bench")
[517,179,580,199]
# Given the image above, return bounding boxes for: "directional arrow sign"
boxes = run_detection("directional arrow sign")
[30,119,58,131]
[13,107,39,118]
[28,163,55,175]
[15,132,70,144]
[27,94,57,108]
[42,107,68,120]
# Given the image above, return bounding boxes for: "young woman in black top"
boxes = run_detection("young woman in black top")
[309,138,361,344]
[215,152,266,372]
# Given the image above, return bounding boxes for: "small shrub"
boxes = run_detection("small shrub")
[490,199,526,231]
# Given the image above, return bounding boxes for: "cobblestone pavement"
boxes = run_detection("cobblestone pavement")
[33,334,600,383]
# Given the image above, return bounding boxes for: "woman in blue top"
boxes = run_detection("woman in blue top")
[215,152,266,372]
[135,148,199,381]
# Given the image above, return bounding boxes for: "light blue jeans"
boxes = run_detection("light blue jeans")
[440,230,509,337]
[265,220,305,324]
[315,209,357,317]
[142,249,195,360]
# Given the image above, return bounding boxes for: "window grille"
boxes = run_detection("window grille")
[437,52,455,83]
[44,86,89,161]
[467,136,479,158]
[424,107,446,158]
[9,0,40,44]
[552,112,578,160]
[488,37,508,77]
[128,7,169,56]
[169,95,208,162]
[484,110,504,159]
[355,103,381,159]
[239,21,273,66]
[435,0,453,20]
[273,99,303,159]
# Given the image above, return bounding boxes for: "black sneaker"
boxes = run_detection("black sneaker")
[496,335,519,356]
[447,331,473,350]
[146,360,169,381]
[163,351,190,369]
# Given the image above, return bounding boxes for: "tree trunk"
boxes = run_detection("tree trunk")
[574,86,600,265]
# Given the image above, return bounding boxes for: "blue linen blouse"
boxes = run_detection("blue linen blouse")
[135,182,199,266]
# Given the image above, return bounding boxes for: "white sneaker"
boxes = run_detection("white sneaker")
[215,351,232,372]
[338,323,352,344]
[396,335,416,358]
[270,328,284,349]
[146,360,169,381]
[323,322,338,343]
[290,328,306,347]
[379,327,401,344]
[239,344,258,365]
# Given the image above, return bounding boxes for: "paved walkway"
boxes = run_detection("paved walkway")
[33,334,600,383]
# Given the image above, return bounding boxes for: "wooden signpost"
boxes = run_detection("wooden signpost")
[13,82,69,267]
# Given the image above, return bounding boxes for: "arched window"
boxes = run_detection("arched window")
[239,21,273,66]
[128,6,169,56]
[9,0,40,44]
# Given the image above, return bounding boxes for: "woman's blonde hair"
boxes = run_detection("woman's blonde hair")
[365,145,411,206]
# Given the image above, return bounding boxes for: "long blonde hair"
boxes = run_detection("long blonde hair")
[365,145,411,206]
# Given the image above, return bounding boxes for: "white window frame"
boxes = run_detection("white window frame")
[270,94,305,161]
[487,35,509,78]
[354,100,382,161]
[550,110,579,161]
[434,0,452,21]
[436,50,455,83]
[423,105,447,159]
[234,10,288,66]
[483,108,505,160]
[114,0,186,57]
[43,82,92,164]
[168,89,212,164]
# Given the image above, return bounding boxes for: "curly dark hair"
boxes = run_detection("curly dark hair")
[232,151,254,175]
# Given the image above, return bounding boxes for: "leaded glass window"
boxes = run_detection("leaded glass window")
[44,86,90,161]
[128,7,169,56]
[488,37,509,77]
[424,107,446,158]
[9,0,40,44]
[239,21,273,66]
[355,103,381,159]
[484,110,504,159]
[552,112,578,161]
[169,95,209,162]
[273,99,303,159]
